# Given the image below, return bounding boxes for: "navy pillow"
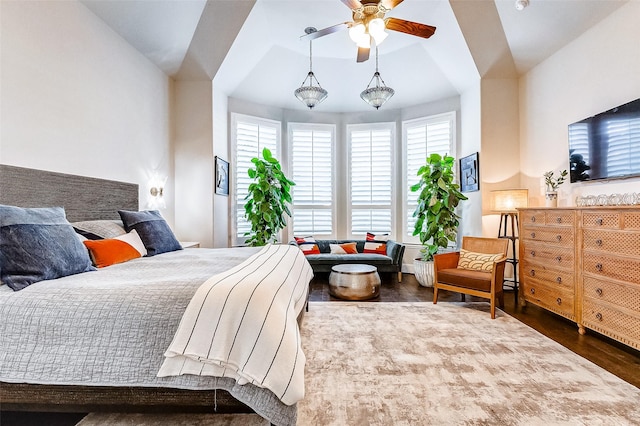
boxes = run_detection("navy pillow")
[118,210,182,256]
[0,205,96,291]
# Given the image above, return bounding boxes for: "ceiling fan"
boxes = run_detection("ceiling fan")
[300,0,436,63]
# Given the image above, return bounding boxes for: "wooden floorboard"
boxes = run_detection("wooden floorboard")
[3,273,639,425]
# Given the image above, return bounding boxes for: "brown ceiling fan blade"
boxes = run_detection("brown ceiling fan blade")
[340,0,363,10]
[356,45,370,63]
[300,22,351,40]
[380,0,404,10]
[385,17,436,39]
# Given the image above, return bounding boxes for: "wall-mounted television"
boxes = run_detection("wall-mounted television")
[568,97,640,183]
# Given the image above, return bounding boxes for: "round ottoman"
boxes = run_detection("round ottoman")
[329,264,381,300]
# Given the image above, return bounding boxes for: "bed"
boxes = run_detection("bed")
[0,165,312,426]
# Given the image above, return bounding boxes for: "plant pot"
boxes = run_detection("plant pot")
[413,258,434,287]
[545,191,558,208]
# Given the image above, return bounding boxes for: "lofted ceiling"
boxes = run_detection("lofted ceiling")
[82,0,628,113]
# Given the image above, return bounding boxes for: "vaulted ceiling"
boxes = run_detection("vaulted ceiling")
[82,0,628,113]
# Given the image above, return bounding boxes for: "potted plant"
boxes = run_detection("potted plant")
[243,148,295,247]
[543,169,567,208]
[411,153,468,287]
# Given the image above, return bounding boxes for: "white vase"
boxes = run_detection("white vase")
[413,259,435,287]
[545,191,558,208]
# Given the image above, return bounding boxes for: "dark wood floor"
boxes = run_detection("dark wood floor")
[3,273,639,425]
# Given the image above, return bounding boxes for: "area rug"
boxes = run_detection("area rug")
[78,302,640,425]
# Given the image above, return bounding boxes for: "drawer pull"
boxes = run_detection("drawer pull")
[596,218,603,226]
[531,216,536,223]
[556,217,562,223]
[530,288,535,295]
[556,298,562,305]
[531,251,536,257]
[596,239,603,246]
[595,263,603,272]
[556,276,562,284]
[596,288,603,296]
[556,235,562,241]
[556,256,562,262]
[530,270,535,277]
[595,312,603,321]
[531,232,536,238]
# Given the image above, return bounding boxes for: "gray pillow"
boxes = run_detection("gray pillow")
[0,205,96,291]
[118,210,182,256]
[72,220,126,240]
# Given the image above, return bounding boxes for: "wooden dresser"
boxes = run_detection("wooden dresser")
[519,207,640,351]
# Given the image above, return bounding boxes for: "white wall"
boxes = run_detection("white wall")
[519,1,640,206]
[173,80,214,247]
[0,0,174,225]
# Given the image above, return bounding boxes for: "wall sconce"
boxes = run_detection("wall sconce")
[148,176,167,209]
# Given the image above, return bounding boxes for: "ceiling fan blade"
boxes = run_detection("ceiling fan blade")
[341,0,363,10]
[385,17,436,39]
[300,22,351,40]
[380,0,404,10]
[356,45,370,63]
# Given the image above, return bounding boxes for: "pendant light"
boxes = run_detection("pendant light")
[294,27,328,109]
[360,46,394,109]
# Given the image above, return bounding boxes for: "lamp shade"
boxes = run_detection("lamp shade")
[490,189,529,212]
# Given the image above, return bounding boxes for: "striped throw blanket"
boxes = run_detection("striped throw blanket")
[157,244,313,406]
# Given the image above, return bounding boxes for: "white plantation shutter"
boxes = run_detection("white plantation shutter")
[232,113,280,246]
[289,123,335,236]
[348,123,394,236]
[404,113,455,241]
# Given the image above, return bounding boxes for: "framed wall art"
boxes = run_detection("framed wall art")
[460,152,479,193]
[215,156,229,196]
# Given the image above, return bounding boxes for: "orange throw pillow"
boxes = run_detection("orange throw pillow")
[83,239,142,268]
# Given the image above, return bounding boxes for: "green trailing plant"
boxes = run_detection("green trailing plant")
[411,153,468,261]
[243,148,295,247]
[543,169,568,192]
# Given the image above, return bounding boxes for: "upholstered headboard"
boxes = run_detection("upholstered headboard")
[0,164,139,222]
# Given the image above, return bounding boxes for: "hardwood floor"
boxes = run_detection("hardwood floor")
[3,273,639,425]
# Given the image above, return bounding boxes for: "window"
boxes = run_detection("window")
[288,123,335,237]
[347,123,395,236]
[403,112,455,242]
[231,113,280,246]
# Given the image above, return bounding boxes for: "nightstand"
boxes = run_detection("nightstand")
[180,242,200,248]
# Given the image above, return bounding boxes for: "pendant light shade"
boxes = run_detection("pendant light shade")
[360,47,394,109]
[294,27,328,109]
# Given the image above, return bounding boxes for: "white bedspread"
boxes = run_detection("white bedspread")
[158,244,313,406]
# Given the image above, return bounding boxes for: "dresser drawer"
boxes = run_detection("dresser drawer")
[583,276,640,313]
[522,281,574,319]
[521,261,573,290]
[521,242,574,270]
[583,252,640,285]
[522,227,574,246]
[582,212,620,229]
[621,211,640,230]
[520,210,546,226]
[545,210,575,227]
[583,229,640,257]
[582,300,640,350]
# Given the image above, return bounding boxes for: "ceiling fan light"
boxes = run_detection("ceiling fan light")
[348,23,366,43]
[368,18,388,44]
[356,33,371,48]
[371,30,388,45]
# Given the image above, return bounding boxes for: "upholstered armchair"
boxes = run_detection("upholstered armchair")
[433,236,509,319]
